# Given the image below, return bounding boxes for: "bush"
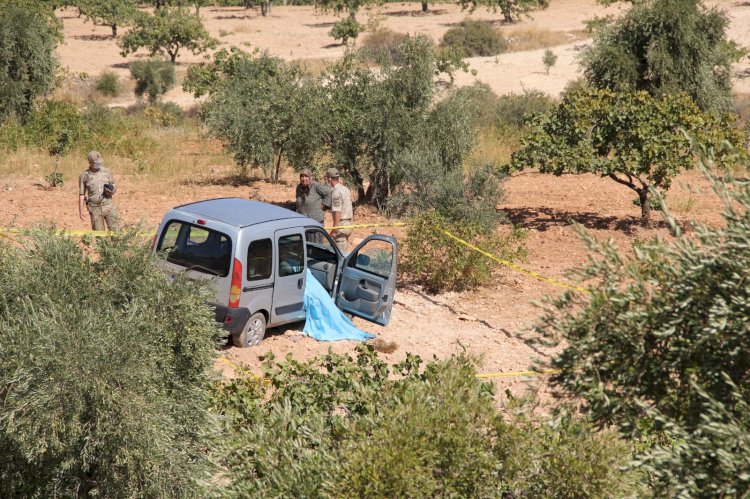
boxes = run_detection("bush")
[95,70,122,97]
[329,17,364,45]
[532,167,750,495]
[440,19,506,58]
[360,28,408,63]
[130,58,176,103]
[81,103,157,159]
[212,346,640,496]
[401,210,527,293]
[0,229,221,497]
[493,89,554,130]
[24,100,88,156]
[143,101,186,127]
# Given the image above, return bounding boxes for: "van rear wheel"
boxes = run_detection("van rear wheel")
[232,312,267,348]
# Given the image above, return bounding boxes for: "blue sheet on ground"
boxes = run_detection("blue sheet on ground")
[303,269,375,341]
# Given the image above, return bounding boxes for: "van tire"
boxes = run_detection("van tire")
[232,312,267,348]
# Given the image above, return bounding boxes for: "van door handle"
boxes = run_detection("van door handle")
[298,278,304,289]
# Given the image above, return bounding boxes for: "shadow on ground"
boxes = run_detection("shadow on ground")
[503,206,670,235]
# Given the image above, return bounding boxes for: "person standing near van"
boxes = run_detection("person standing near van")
[326,167,353,253]
[295,168,330,224]
[78,151,119,231]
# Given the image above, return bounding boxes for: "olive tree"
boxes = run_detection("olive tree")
[202,52,323,181]
[78,0,138,37]
[456,0,549,23]
[119,7,217,63]
[0,230,220,497]
[582,0,740,116]
[0,3,61,123]
[532,165,750,496]
[510,88,740,224]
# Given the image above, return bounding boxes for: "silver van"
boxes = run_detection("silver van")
[153,198,398,347]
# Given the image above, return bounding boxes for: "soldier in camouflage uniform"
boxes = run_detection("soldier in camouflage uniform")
[78,151,120,231]
[325,167,353,253]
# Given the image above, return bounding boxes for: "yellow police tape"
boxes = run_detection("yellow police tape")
[0,221,586,294]
[438,228,589,294]
[219,356,559,381]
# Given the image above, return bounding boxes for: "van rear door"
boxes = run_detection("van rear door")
[270,228,307,325]
[334,235,397,326]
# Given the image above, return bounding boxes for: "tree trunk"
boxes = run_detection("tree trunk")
[421,1,428,12]
[500,4,513,23]
[638,188,650,226]
[111,24,117,38]
[261,2,269,16]
[268,1,272,14]
[273,148,283,183]
[170,50,178,63]
[349,9,357,20]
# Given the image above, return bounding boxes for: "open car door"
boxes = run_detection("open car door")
[335,235,397,326]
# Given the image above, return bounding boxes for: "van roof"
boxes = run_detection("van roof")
[175,198,310,228]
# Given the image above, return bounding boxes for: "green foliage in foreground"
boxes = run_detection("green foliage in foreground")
[0,230,221,497]
[532,168,750,496]
[212,347,640,497]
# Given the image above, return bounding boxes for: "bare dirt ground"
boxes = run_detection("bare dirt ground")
[3,0,748,400]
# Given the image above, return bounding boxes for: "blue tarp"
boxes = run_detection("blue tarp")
[303,269,375,342]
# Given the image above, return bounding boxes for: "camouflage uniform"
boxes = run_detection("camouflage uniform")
[79,157,119,231]
[330,182,353,252]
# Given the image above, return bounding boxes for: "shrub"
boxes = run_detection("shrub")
[360,28,408,63]
[440,19,506,58]
[80,103,157,159]
[532,166,750,495]
[212,346,640,496]
[329,17,364,45]
[0,229,221,497]
[542,48,557,74]
[24,100,88,156]
[493,89,554,130]
[44,170,63,187]
[95,70,122,97]
[130,58,176,103]
[143,101,186,127]
[401,210,527,293]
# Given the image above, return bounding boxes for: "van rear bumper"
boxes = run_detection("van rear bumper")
[211,303,250,335]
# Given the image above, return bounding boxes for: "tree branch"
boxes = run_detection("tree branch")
[607,173,637,191]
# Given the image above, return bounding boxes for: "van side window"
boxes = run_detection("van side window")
[247,239,272,281]
[157,221,232,277]
[305,229,337,263]
[278,233,304,277]
[348,239,393,278]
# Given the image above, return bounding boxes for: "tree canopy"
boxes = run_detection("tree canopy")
[456,0,549,23]
[582,0,740,115]
[119,7,217,63]
[510,88,741,223]
[78,0,138,37]
[0,3,61,123]
[533,166,750,496]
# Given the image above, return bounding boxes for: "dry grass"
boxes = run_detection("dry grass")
[504,27,586,53]
[0,122,232,183]
[370,338,398,354]
[294,57,333,76]
[466,127,520,169]
[734,92,750,124]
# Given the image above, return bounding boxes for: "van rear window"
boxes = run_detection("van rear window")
[157,221,232,277]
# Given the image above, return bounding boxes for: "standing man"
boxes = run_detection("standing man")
[78,151,119,231]
[295,168,331,225]
[325,167,353,253]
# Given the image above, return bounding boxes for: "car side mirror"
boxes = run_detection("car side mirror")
[356,253,371,267]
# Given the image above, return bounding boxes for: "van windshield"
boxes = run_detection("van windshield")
[157,221,232,277]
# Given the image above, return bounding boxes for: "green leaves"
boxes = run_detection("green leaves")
[511,88,740,221]
[119,7,217,63]
[0,3,60,123]
[533,171,750,495]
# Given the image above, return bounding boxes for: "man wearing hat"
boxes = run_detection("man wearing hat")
[295,169,331,231]
[78,151,119,231]
[325,167,353,252]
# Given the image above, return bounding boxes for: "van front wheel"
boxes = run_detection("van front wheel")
[232,312,267,348]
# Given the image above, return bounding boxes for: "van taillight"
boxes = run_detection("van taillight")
[228,258,242,308]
